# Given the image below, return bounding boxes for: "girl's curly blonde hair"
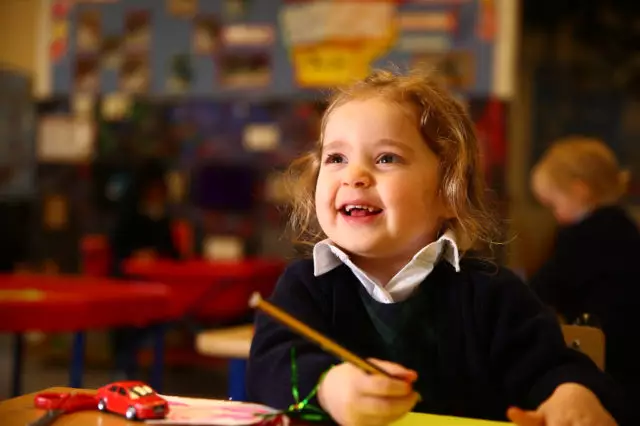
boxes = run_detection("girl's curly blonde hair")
[284,69,499,256]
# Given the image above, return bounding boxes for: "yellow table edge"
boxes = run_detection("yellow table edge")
[393,412,511,425]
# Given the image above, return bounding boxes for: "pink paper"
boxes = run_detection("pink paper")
[146,395,288,425]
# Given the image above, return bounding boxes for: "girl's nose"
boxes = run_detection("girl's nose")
[342,165,372,188]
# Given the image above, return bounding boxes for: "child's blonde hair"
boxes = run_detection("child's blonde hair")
[532,136,630,204]
[284,69,498,255]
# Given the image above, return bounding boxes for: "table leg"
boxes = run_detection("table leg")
[11,333,24,397]
[69,331,85,388]
[150,324,165,392]
[228,358,247,401]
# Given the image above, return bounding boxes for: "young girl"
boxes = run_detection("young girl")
[247,71,624,426]
[530,137,640,417]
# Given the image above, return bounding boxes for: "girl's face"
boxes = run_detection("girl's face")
[532,171,591,225]
[315,97,450,265]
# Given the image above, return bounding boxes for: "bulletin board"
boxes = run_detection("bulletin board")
[31,0,516,271]
[44,0,507,98]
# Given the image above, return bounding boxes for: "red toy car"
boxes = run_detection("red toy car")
[96,381,169,420]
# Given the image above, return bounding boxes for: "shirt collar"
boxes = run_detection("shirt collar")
[312,229,461,277]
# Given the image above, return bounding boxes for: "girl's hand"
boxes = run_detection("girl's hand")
[318,359,419,426]
[507,383,617,426]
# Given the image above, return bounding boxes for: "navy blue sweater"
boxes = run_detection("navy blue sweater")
[247,258,627,423]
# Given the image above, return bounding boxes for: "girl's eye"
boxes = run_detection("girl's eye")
[324,153,345,164]
[377,153,402,164]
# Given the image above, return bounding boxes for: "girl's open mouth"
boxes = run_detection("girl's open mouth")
[340,205,383,217]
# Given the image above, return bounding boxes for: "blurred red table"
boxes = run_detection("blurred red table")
[0,274,174,397]
[122,258,286,322]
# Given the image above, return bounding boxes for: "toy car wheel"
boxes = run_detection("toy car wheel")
[125,406,137,420]
[97,399,107,411]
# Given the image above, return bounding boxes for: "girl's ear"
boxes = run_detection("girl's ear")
[439,197,456,221]
[569,179,593,205]
[444,204,456,220]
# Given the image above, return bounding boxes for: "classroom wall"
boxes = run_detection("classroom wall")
[8,1,637,275]
[0,0,40,77]
[0,0,526,270]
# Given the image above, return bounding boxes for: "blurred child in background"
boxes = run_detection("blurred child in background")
[109,159,180,379]
[530,136,640,410]
[110,159,179,277]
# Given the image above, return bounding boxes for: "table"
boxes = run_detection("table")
[0,387,138,426]
[196,325,253,359]
[0,388,511,425]
[123,258,285,322]
[0,274,174,396]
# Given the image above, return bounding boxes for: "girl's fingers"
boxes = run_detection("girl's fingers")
[367,358,418,382]
[356,373,413,397]
[507,407,545,426]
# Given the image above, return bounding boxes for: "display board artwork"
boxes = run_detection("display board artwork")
[46,0,501,97]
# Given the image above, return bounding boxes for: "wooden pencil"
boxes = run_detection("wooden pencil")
[249,292,398,379]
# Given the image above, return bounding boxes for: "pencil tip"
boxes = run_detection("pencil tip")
[249,292,262,308]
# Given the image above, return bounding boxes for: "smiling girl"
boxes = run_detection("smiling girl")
[247,70,625,426]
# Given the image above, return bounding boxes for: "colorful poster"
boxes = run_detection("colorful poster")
[193,15,220,54]
[101,93,131,121]
[50,19,68,62]
[167,54,193,93]
[37,117,95,163]
[167,0,197,18]
[398,34,451,53]
[124,10,151,52]
[221,24,274,48]
[72,93,95,118]
[290,44,369,87]
[412,51,475,91]
[477,0,496,41]
[397,11,456,31]
[120,55,150,93]
[51,0,72,18]
[77,9,101,53]
[219,53,271,89]
[74,56,100,92]
[101,35,123,69]
[224,0,247,19]
[46,0,500,97]
[280,1,397,87]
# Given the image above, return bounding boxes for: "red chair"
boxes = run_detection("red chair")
[80,222,193,277]
[80,234,111,277]
[172,220,194,259]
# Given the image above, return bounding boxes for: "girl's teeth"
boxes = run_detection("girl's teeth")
[345,205,378,213]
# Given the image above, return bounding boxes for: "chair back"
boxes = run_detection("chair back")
[561,324,605,370]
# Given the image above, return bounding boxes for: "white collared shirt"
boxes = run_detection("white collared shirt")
[312,230,461,304]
